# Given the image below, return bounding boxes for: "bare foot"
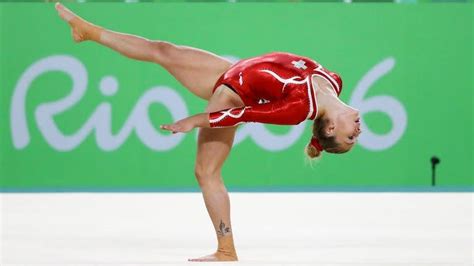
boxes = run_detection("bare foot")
[188,250,238,262]
[55,3,102,42]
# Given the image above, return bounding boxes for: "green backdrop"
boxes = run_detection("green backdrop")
[0,3,472,191]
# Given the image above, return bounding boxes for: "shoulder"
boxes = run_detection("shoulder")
[314,66,343,96]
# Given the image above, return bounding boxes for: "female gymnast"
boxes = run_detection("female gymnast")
[55,3,361,262]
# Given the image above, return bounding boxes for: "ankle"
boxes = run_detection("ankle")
[86,23,103,42]
[217,240,236,254]
[216,247,237,257]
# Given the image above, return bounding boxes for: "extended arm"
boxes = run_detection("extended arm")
[209,98,308,127]
[160,98,308,133]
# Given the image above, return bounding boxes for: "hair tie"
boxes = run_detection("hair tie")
[310,136,323,152]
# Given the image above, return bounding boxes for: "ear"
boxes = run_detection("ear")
[324,121,336,137]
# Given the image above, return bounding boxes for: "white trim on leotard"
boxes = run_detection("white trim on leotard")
[209,107,249,125]
[259,69,316,120]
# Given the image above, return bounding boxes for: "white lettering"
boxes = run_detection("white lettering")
[11,55,188,151]
[11,55,405,152]
[349,57,407,150]
[234,123,306,151]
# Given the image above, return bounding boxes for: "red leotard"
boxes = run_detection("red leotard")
[209,52,342,128]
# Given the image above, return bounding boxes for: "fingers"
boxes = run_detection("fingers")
[160,124,179,134]
[160,120,193,134]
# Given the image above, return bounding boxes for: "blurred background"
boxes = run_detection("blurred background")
[0,1,472,191]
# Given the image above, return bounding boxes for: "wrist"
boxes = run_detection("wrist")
[192,113,211,128]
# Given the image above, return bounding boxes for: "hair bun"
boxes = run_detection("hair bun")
[305,143,322,159]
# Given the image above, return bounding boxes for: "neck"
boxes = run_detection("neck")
[315,85,346,119]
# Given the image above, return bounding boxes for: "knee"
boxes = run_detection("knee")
[149,40,178,65]
[194,164,221,187]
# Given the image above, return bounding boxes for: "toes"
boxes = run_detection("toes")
[188,257,211,262]
[56,3,75,22]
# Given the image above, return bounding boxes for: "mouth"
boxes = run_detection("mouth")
[355,117,361,135]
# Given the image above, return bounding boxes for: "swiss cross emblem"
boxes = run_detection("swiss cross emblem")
[292,60,307,70]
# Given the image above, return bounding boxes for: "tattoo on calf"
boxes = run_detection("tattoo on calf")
[216,220,231,236]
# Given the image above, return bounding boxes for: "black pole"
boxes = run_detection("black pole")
[430,156,440,186]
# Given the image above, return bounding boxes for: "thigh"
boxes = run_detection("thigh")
[195,86,244,175]
[155,43,233,101]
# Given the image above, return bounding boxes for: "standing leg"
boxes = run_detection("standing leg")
[55,3,232,100]
[56,4,245,261]
[189,86,244,262]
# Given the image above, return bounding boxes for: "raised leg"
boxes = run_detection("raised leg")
[189,86,244,262]
[55,3,232,100]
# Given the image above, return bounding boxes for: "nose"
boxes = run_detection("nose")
[354,111,361,120]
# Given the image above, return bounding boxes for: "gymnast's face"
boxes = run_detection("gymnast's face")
[327,108,362,153]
